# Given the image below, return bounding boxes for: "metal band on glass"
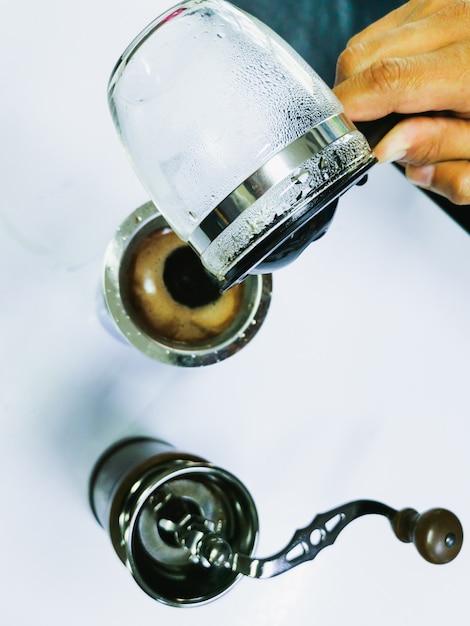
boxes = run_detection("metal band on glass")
[188,114,356,254]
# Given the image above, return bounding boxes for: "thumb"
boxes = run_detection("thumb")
[371,115,470,165]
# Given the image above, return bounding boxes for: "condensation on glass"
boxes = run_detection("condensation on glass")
[108,0,375,289]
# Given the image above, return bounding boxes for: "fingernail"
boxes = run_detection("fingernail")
[406,165,435,189]
[379,149,407,164]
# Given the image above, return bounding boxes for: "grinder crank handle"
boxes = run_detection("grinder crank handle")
[196,499,463,579]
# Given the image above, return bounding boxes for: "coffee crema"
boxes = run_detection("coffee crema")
[126,228,245,344]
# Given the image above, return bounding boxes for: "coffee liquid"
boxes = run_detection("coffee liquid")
[126,228,244,344]
[163,246,221,308]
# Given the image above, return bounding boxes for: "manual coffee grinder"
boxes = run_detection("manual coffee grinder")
[90,438,463,607]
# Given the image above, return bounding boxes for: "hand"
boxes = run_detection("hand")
[334,0,470,205]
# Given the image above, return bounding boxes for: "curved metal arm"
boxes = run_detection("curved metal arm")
[195,500,463,579]
[166,499,463,579]
[230,500,395,578]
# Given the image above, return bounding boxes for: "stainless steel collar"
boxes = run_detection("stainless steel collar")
[188,114,356,254]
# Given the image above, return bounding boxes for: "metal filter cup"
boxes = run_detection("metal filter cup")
[102,202,272,366]
[90,438,259,606]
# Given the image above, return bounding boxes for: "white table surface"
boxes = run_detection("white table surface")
[1,2,469,625]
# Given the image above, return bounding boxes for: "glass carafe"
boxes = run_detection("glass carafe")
[108,0,375,289]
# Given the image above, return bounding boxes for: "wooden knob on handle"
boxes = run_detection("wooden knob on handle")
[392,507,463,564]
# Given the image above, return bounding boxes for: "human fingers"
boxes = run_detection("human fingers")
[372,115,470,204]
[346,0,456,47]
[372,116,470,165]
[334,44,470,122]
[345,4,406,46]
[398,0,468,24]
[336,6,470,83]
[406,160,470,204]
